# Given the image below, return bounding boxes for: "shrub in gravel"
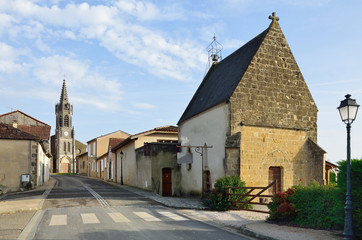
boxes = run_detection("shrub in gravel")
[204,176,250,211]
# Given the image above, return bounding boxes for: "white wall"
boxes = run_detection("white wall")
[178,103,229,195]
[116,142,137,186]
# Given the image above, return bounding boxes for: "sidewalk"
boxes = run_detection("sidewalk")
[0,177,56,215]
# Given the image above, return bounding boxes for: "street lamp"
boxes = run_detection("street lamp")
[120,151,124,185]
[338,94,359,240]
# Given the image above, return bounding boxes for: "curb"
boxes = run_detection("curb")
[239,225,279,240]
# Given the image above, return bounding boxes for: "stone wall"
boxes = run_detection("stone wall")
[239,126,324,190]
[229,21,318,142]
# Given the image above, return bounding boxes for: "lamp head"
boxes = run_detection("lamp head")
[338,94,360,124]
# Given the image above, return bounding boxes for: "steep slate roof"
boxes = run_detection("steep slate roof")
[178,28,269,124]
[0,123,38,140]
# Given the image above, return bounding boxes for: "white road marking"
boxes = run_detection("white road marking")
[83,185,110,207]
[157,211,188,221]
[108,212,130,223]
[49,215,67,226]
[81,213,100,224]
[134,212,161,222]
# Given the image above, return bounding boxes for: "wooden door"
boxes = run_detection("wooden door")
[62,163,69,173]
[162,168,172,197]
[269,167,281,194]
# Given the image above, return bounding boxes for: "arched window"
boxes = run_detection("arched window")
[63,142,66,152]
[64,115,69,127]
[59,116,62,127]
[68,142,70,152]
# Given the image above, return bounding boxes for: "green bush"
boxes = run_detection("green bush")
[290,182,344,229]
[337,159,362,238]
[204,176,250,211]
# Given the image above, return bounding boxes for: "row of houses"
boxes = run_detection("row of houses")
[76,126,179,196]
[75,15,337,197]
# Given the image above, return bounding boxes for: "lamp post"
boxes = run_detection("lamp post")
[120,151,124,185]
[338,94,359,240]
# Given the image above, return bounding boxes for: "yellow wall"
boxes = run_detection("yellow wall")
[240,126,324,190]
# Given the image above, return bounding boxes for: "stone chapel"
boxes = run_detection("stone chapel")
[177,13,326,196]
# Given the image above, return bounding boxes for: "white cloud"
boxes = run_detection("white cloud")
[132,102,156,110]
[0,42,23,73]
[0,0,206,82]
[32,55,123,111]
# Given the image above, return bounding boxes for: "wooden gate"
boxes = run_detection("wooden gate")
[227,181,276,213]
[162,168,172,197]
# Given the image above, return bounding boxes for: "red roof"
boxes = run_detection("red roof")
[109,138,125,149]
[17,125,51,140]
[0,123,38,140]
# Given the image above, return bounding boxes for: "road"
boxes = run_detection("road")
[2,175,253,240]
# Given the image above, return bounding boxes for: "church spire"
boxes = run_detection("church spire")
[60,79,69,103]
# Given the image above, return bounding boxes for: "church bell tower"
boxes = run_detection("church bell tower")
[55,79,75,173]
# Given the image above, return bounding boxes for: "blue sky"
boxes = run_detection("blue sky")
[1,0,361,164]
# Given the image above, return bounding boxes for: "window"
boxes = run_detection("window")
[64,115,69,127]
[63,142,66,152]
[59,116,62,127]
[93,142,96,156]
[68,142,70,152]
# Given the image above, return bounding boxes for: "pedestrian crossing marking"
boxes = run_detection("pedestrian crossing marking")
[157,211,188,221]
[134,212,161,222]
[81,213,100,224]
[108,212,130,223]
[49,215,67,226]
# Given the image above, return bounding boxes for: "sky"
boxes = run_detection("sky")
[0,0,362,164]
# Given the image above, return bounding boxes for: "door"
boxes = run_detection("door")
[162,168,172,197]
[269,167,281,194]
[62,163,70,173]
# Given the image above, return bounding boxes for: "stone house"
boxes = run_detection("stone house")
[87,130,130,178]
[0,123,51,192]
[112,126,178,189]
[177,13,325,197]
